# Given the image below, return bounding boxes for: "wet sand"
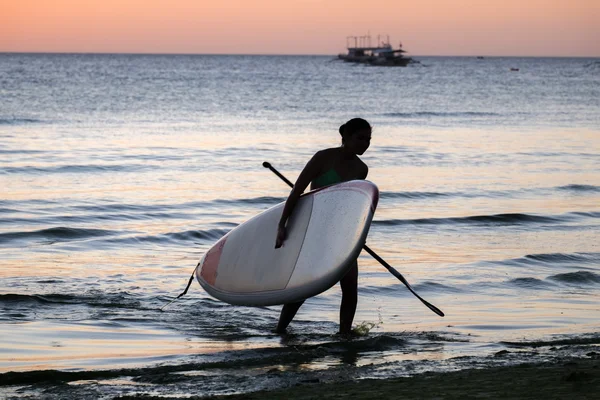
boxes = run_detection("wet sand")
[116,356,599,400]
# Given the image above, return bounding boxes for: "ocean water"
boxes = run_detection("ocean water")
[1,53,599,398]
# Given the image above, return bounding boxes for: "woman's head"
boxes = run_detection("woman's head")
[339,118,371,155]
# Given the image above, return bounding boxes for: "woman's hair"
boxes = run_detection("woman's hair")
[339,118,371,144]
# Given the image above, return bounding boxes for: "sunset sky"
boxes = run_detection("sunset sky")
[2,0,598,56]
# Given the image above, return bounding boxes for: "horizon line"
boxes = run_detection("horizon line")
[1,51,599,58]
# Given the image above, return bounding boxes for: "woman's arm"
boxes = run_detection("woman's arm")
[275,151,324,248]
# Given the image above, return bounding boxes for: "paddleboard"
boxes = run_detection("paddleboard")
[195,180,379,306]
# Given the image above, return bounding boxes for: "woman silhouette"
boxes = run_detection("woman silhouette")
[274,118,372,334]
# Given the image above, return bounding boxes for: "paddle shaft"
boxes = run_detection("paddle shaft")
[262,161,444,317]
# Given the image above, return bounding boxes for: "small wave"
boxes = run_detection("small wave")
[373,145,419,154]
[0,149,44,155]
[484,252,600,270]
[0,117,43,125]
[382,111,499,119]
[360,285,403,295]
[316,335,407,352]
[547,271,600,285]
[503,335,600,348]
[213,196,284,206]
[0,226,118,244]
[0,210,201,225]
[166,229,229,242]
[0,366,126,387]
[0,293,80,305]
[0,164,148,175]
[584,61,600,68]
[73,203,154,213]
[413,331,470,343]
[381,191,454,200]
[557,184,600,193]
[572,211,600,219]
[373,212,566,227]
[413,281,462,293]
[115,228,230,245]
[0,292,144,309]
[0,294,50,304]
[507,277,554,289]
[524,252,600,264]
[362,281,460,295]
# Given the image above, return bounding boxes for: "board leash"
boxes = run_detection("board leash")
[160,263,199,311]
[262,161,445,317]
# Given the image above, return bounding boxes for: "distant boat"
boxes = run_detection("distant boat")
[337,34,414,67]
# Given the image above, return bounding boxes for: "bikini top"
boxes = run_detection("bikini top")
[312,168,343,189]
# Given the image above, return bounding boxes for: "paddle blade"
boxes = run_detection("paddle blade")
[387,266,445,317]
[363,244,444,317]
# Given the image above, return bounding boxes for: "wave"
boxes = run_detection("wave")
[557,184,600,193]
[547,271,600,285]
[0,164,149,174]
[507,277,555,289]
[106,228,230,245]
[0,149,44,155]
[517,151,599,159]
[0,210,201,225]
[584,61,600,68]
[523,252,600,264]
[351,184,600,203]
[61,197,283,216]
[71,202,171,213]
[372,212,571,227]
[412,281,462,293]
[0,226,119,244]
[382,185,600,201]
[381,191,454,200]
[212,196,284,206]
[480,252,600,273]
[503,334,600,348]
[382,111,500,119]
[572,211,600,220]
[0,292,146,309]
[0,293,81,305]
[0,117,43,125]
[362,281,461,296]
[62,196,282,214]
[161,228,229,243]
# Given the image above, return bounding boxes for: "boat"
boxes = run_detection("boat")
[338,34,413,67]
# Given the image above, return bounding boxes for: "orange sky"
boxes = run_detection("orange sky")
[1,0,598,56]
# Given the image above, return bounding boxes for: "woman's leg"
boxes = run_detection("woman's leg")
[339,261,358,334]
[276,300,304,333]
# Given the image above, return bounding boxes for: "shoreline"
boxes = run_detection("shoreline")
[2,338,599,399]
[114,357,599,400]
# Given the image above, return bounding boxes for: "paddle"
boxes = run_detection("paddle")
[262,161,445,317]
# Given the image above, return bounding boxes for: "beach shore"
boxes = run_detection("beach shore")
[113,356,599,400]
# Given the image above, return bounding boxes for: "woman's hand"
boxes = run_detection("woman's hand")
[275,225,287,248]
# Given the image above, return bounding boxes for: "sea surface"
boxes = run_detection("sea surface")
[1,53,599,398]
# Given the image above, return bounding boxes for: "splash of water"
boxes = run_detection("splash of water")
[352,308,384,336]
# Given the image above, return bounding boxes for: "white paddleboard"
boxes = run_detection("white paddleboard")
[196,180,379,306]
